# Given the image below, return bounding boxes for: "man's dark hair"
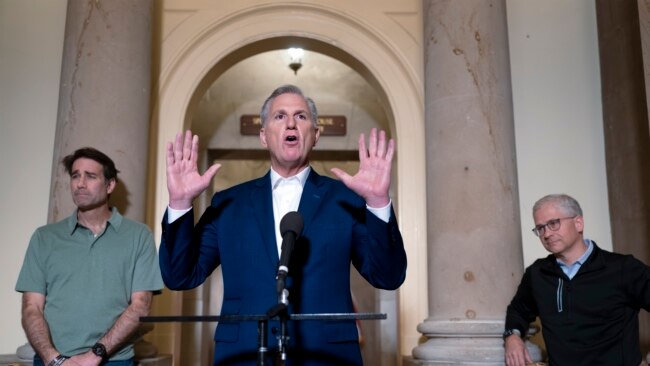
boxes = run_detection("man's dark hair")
[62,147,119,182]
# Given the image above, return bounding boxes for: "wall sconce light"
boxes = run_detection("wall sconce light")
[288,47,304,75]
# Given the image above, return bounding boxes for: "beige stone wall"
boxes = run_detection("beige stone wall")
[507,0,612,262]
[0,0,66,355]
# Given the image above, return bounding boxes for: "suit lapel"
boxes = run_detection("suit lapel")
[298,169,328,233]
[250,169,328,269]
[249,172,279,268]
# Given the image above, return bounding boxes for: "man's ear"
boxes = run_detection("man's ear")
[106,178,117,195]
[313,126,320,146]
[260,127,267,147]
[574,215,584,234]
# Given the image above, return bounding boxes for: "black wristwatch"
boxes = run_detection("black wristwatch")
[91,342,108,360]
[502,328,522,340]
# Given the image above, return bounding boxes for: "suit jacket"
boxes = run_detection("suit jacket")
[160,169,407,365]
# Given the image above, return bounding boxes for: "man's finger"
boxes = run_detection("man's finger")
[385,139,395,163]
[357,133,367,161]
[367,128,377,157]
[376,129,387,158]
[203,163,222,182]
[182,130,192,160]
[166,142,175,166]
[173,132,183,162]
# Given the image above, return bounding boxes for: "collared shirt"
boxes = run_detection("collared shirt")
[557,239,594,279]
[15,208,163,359]
[270,167,310,255]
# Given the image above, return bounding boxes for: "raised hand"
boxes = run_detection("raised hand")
[331,128,394,208]
[166,130,221,209]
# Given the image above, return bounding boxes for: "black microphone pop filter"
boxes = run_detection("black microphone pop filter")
[277,212,303,296]
[280,211,303,237]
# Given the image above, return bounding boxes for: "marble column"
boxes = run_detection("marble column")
[48,0,153,223]
[596,0,650,354]
[639,5,650,362]
[411,1,541,364]
[641,0,650,119]
[44,0,156,360]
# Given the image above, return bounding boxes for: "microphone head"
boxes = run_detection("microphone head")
[280,211,303,237]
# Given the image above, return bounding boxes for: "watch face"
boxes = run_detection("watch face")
[92,343,107,358]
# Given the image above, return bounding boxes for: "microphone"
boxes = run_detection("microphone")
[276,211,303,284]
[275,212,303,360]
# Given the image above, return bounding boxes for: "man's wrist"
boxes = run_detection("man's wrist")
[167,205,192,223]
[46,354,69,366]
[502,328,522,340]
[365,195,390,209]
[91,342,108,361]
[366,199,392,223]
[169,198,193,210]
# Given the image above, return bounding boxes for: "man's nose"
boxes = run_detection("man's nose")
[286,116,297,128]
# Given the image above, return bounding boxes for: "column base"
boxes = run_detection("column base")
[411,319,543,364]
[404,355,502,366]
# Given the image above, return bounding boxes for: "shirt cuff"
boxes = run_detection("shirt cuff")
[366,200,392,223]
[167,206,192,223]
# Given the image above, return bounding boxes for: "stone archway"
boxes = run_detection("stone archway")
[153,3,426,360]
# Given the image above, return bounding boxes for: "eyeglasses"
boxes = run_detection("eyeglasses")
[531,216,577,237]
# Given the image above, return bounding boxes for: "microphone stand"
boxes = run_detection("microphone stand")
[278,287,289,364]
[141,309,388,366]
[269,211,301,364]
[267,274,290,365]
[257,317,268,366]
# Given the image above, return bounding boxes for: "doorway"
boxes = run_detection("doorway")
[153,7,427,359]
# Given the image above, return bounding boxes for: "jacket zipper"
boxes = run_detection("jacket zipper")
[556,278,564,312]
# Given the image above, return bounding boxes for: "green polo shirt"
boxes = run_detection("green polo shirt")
[16,208,164,360]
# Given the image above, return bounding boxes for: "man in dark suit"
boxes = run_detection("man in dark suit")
[159,84,407,365]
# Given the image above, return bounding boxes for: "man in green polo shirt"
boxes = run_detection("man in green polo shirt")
[16,147,163,366]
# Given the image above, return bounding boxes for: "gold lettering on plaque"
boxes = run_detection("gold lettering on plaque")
[240,115,346,136]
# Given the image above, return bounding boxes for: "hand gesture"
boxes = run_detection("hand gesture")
[331,128,394,208]
[504,334,533,366]
[166,130,221,209]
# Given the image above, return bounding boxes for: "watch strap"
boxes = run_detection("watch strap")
[502,328,522,340]
[46,354,69,366]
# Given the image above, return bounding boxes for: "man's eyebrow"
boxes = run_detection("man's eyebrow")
[71,169,98,176]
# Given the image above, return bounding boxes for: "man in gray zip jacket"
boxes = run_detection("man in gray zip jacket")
[504,194,650,366]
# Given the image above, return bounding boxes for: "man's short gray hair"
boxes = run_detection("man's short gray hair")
[533,194,583,217]
[259,84,318,128]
